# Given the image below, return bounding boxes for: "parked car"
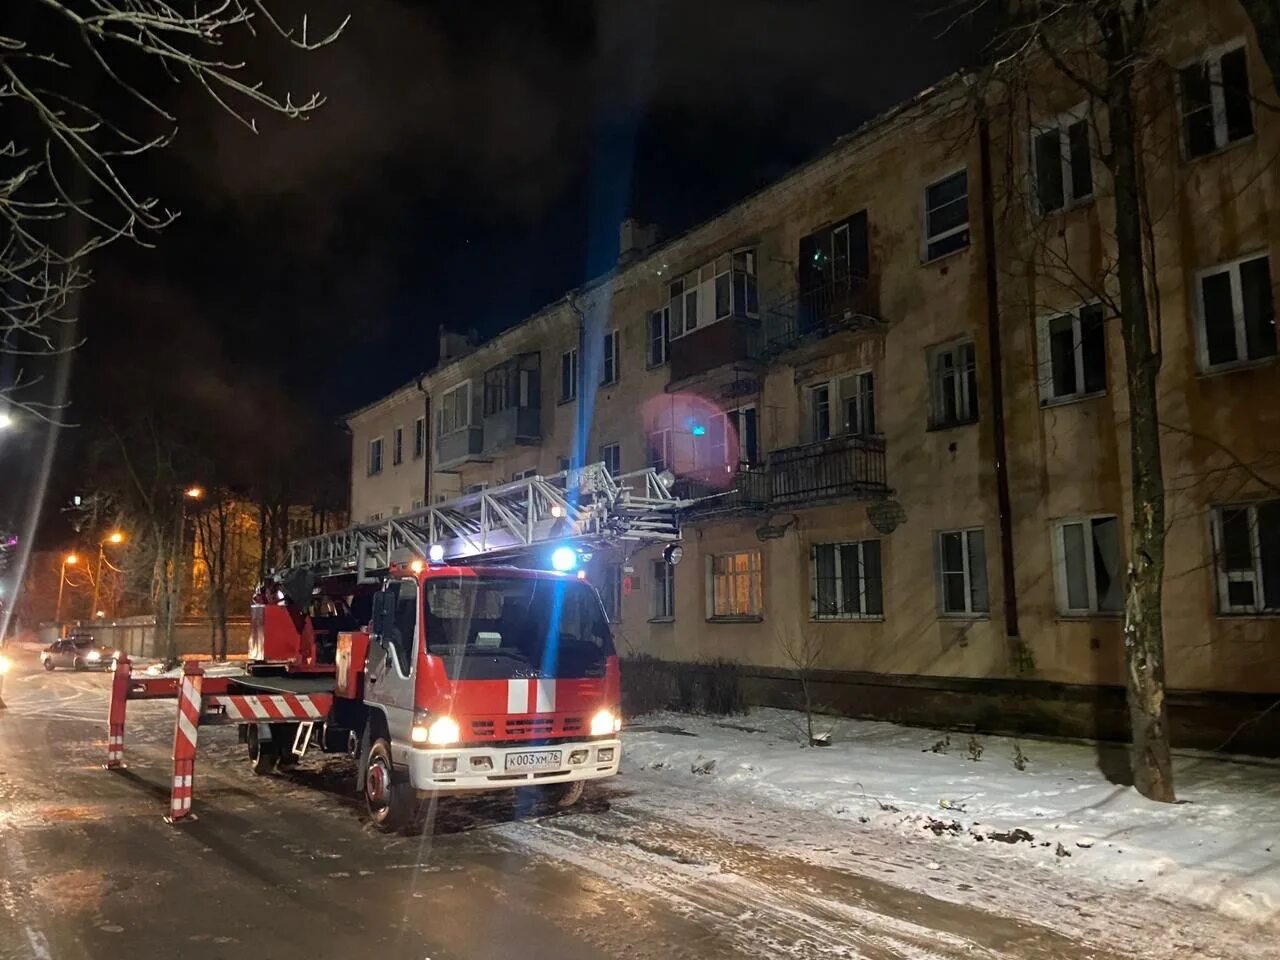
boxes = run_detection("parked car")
[40,636,115,671]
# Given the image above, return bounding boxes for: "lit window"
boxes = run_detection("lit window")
[707,550,763,618]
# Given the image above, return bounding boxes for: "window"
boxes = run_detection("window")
[924,170,969,261]
[1212,501,1280,614]
[438,382,472,435]
[1180,42,1253,159]
[811,541,883,620]
[601,330,620,385]
[393,426,404,466]
[648,308,669,366]
[391,505,402,516]
[512,468,538,481]
[650,559,675,620]
[669,248,757,340]
[464,483,488,495]
[1039,303,1107,402]
[600,442,621,476]
[707,550,763,618]
[413,417,426,459]
[1032,107,1093,214]
[709,404,758,466]
[809,372,875,441]
[560,348,579,401]
[648,430,669,471]
[558,455,572,472]
[1196,254,1276,370]
[1053,516,1123,615]
[368,512,383,523]
[367,437,384,475]
[929,340,979,428]
[411,498,424,511]
[600,565,623,623]
[937,528,989,615]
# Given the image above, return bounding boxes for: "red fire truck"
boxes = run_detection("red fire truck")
[106,464,685,830]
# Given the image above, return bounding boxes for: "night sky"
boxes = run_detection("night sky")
[2,0,988,538]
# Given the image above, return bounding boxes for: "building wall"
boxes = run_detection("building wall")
[348,0,1279,713]
[347,383,429,522]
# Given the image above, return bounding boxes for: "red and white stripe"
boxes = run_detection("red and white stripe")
[207,693,328,722]
[168,665,203,822]
[505,678,556,714]
[105,655,131,769]
[106,732,124,764]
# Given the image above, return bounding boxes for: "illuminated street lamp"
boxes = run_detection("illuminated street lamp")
[0,411,12,429]
[185,486,204,500]
[55,553,79,623]
[91,531,127,618]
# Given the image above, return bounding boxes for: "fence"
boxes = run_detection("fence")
[37,617,251,659]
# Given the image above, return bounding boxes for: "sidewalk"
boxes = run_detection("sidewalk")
[623,708,1280,926]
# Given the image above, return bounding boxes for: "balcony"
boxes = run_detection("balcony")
[760,274,885,360]
[768,434,887,506]
[435,425,486,471]
[669,314,762,385]
[675,436,888,519]
[483,406,541,452]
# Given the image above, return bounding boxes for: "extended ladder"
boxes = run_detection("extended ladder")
[281,463,684,581]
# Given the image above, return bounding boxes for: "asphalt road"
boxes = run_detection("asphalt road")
[0,653,1242,960]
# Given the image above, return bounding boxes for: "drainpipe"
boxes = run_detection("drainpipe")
[978,115,1020,641]
[416,375,431,505]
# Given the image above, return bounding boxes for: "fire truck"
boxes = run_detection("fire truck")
[106,464,685,830]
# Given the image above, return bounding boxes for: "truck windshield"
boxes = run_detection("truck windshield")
[423,575,614,680]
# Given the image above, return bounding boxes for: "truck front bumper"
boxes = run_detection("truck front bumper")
[406,738,621,793]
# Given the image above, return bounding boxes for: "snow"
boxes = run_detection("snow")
[621,708,1280,926]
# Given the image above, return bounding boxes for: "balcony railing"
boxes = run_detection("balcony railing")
[768,434,887,505]
[760,274,884,359]
[675,436,887,518]
[482,405,541,452]
[435,425,486,470]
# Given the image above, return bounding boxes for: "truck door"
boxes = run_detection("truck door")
[366,578,418,748]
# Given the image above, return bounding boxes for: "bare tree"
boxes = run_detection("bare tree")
[776,623,829,747]
[1,1,345,415]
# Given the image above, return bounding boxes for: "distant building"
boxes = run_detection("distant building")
[346,0,1279,750]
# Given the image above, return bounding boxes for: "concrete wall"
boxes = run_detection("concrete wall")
[49,617,253,659]
[346,0,1279,728]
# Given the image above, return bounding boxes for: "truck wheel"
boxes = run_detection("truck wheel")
[363,737,415,832]
[43,659,55,672]
[247,725,278,775]
[519,779,584,812]
[272,723,299,769]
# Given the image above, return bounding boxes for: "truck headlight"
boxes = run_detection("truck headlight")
[412,715,460,746]
[86,650,101,662]
[590,709,621,737]
[0,654,11,676]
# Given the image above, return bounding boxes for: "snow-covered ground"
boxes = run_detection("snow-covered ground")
[623,709,1280,927]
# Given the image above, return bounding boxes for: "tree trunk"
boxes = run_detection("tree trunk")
[1105,35,1175,802]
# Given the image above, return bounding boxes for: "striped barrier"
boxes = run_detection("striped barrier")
[105,655,131,769]
[167,662,204,823]
[206,693,328,722]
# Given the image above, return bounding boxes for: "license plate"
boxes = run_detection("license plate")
[505,750,562,772]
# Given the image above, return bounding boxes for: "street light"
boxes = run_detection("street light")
[0,411,12,430]
[55,553,79,623]
[185,486,204,500]
[91,531,127,618]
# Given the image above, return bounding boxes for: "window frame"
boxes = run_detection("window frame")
[705,550,764,620]
[648,308,669,367]
[1194,252,1276,373]
[437,381,473,437]
[707,402,759,466]
[1030,103,1095,215]
[650,559,675,621]
[808,370,876,441]
[810,540,884,621]
[559,348,579,403]
[367,436,384,476]
[927,339,979,428]
[922,168,970,263]
[392,425,404,466]
[413,416,426,459]
[601,329,621,385]
[600,441,621,476]
[512,468,538,481]
[1177,39,1254,160]
[647,429,670,472]
[1051,514,1124,616]
[936,527,989,617]
[1037,301,1108,404]
[668,247,759,342]
[1210,500,1280,615]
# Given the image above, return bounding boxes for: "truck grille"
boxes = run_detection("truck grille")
[468,716,583,740]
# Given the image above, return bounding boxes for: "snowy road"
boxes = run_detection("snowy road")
[0,657,1267,959]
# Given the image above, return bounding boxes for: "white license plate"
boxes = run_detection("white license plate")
[505,750,562,772]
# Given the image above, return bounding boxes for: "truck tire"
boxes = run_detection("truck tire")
[519,779,585,812]
[247,725,278,775]
[271,723,299,769]
[362,737,415,832]
[43,659,55,672]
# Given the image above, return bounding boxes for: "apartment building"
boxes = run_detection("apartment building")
[346,0,1279,749]
[345,378,429,523]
